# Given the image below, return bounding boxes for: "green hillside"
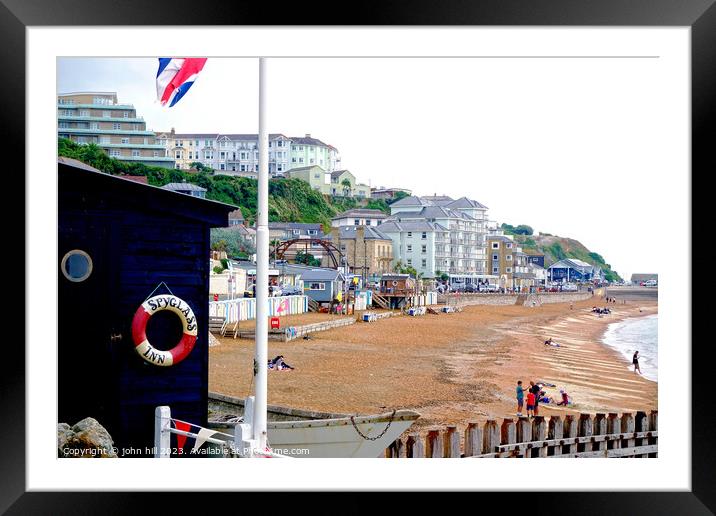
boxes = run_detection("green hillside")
[58,138,391,230]
[502,223,622,282]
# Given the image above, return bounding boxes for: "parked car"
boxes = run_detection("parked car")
[281,285,304,296]
[644,279,658,287]
[561,283,578,292]
[463,284,478,293]
[482,283,499,292]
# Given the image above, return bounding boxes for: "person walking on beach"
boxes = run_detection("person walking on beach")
[633,351,642,374]
[516,380,526,416]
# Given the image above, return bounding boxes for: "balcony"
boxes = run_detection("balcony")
[58,115,144,123]
[99,143,166,149]
[57,103,135,110]
[59,127,154,136]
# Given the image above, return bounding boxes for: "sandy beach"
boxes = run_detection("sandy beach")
[209,293,657,432]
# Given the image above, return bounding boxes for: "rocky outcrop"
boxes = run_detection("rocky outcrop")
[58,417,117,458]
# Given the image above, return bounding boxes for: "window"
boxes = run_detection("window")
[79,110,89,117]
[309,282,325,290]
[293,230,300,235]
[292,157,297,163]
[507,243,513,249]
[132,150,140,157]
[493,267,499,273]
[123,112,129,118]
[493,254,499,261]
[58,122,69,128]
[506,255,512,261]
[61,249,93,282]
[153,151,159,157]
[492,242,499,249]
[240,165,246,171]
[407,232,412,237]
[299,158,304,163]
[407,259,412,265]
[175,151,182,159]
[121,138,129,144]
[421,259,427,267]
[220,152,226,159]
[354,219,360,226]
[407,245,412,252]
[310,158,315,164]
[110,149,121,157]
[103,111,111,118]
[421,232,427,239]
[307,230,317,235]
[196,140,199,146]
[112,123,121,130]
[340,245,346,251]
[421,245,427,253]
[220,164,226,170]
[506,267,512,273]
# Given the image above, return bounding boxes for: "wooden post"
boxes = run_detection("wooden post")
[532,416,548,458]
[426,428,443,458]
[635,411,648,458]
[621,412,635,451]
[563,414,578,455]
[579,413,593,453]
[548,416,563,456]
[464,421,483,457]
[594,413,608,451]
[483,419,500,455]
[443,425,461,458]
[516,417,532,458]
[385,439,400,458]
[501,418,517,448]
[406,433,424,458]
[648,410,658,458]
[608,413,621,450]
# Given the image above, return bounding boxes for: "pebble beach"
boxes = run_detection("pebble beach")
[209,293,658,432]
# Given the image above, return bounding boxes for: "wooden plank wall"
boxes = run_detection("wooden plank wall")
[385,411,658,458]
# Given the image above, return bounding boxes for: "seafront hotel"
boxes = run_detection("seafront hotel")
[57,92,174,168]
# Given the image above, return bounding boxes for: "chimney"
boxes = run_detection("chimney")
[305,133,311,138]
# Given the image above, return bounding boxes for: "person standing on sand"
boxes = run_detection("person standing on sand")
[633,351,642,374]
[516,380,526,416]
[526,390,536,418]
[529,381,541,415]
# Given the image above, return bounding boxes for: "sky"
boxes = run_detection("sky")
[57,56,681,279]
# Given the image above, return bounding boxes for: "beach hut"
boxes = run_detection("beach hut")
[58,157,234,454]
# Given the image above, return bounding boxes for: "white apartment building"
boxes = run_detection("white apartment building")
[155,131,341,177]
[377,221,449,279]
[384,195,489,283]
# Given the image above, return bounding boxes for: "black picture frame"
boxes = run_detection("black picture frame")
[5,0,712,512]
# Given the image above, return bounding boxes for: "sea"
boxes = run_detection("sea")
[601,314,658,382]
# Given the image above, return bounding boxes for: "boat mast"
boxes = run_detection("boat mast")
[253,57,269,451]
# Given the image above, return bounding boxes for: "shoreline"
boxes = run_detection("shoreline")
[601,313,658,382]
[209,294,658,431]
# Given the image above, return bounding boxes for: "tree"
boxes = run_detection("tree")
[435,270,449,282]
[295,250,321,266]
[341,178,352,197]
[210,227,256,258]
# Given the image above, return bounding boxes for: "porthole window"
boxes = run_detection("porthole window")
[61,250,93,282]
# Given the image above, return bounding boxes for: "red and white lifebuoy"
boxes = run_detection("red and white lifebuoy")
[131,295,198,366]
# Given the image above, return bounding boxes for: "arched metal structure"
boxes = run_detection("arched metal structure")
[272,238,344,268]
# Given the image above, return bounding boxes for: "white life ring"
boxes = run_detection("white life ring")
[392,280,398,286]
[131,294,198,366]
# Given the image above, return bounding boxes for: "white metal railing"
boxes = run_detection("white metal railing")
[154,404,292,458]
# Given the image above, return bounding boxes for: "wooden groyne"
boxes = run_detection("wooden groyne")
[385,411,657,458]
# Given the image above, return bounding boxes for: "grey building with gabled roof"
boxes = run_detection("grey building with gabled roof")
[385,194,489,281]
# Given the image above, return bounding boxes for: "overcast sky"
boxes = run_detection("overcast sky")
[58,57,680,279]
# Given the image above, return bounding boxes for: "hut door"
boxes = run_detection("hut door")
[58,212,116,429]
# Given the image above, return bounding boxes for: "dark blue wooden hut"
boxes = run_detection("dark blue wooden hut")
[58,157,234,455]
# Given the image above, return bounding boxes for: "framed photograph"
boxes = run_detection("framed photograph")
[5,0,712,512]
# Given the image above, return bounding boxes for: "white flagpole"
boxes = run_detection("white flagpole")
[253,57,269,451]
